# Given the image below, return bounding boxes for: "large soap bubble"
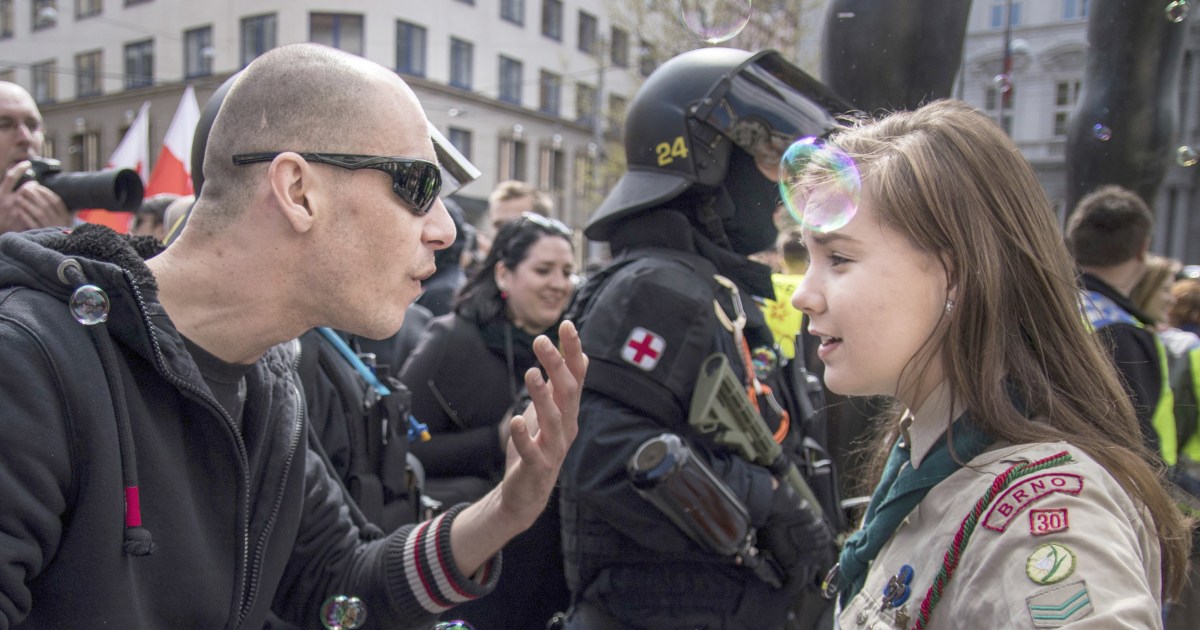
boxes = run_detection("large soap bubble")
[779,137,861,233]
[679,0,752,44]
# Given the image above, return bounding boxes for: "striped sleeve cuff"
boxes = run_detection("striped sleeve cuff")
[386,503,502,615]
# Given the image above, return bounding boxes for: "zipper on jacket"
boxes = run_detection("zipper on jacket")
[238,340,306,625]
[125,272,255,629]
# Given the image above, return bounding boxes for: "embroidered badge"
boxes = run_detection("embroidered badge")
[983,473,1083,533]
[1026,580,1093,627]
[621,327,665,371]
[1026,542,1076,585]
[1029,508,1069,536]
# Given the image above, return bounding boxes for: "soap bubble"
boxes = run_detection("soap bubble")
[779,137,861,233]
[1177,145,1198,166]
[1166,1,1190,23]
[679,0,753,44]
[69,284,109,325]
[1092,124,1112,141]
[320,595,366,630]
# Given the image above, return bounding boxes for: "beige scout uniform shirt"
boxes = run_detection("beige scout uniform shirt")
[837,386,1163,629]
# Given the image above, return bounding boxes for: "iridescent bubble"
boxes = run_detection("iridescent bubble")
[1166,0,1190,23]
[751,346,778,382]
[1092,124,1112,141]
[992,73,1012,93]
[320,595,366,630]
[433,622,476,630]
[69,284,109,325]
[679,0,753,44]
[1177,145,1198,166]
[778,137,862,233]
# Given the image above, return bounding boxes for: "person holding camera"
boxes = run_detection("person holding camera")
[0,81,69,235]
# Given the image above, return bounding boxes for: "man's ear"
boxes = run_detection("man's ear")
[1136,236,1151,262]
[267,153,315,234]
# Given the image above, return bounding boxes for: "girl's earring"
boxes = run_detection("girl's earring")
[945,299,954,314]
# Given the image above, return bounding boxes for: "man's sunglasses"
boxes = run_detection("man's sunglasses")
[232,152,442,215]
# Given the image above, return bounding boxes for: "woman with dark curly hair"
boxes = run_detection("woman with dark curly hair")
[400,212,576,629]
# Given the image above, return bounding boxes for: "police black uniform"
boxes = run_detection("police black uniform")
[559,48,856,629]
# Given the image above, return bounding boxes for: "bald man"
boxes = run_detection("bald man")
[0,44,586,628]
[0,81,70,234]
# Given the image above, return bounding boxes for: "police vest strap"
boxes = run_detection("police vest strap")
[1081,291,1138,330]
[1080,291,1179,465]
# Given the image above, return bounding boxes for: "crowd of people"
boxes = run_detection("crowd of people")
[1,38,1199,630]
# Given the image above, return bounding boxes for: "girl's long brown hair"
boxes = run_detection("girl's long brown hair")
[818,100,1190,597]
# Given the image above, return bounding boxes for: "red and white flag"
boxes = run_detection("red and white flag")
[76,101,150,231]
[145,85,199,197]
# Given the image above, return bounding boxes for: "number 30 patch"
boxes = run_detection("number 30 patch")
[1029,508,1069,536]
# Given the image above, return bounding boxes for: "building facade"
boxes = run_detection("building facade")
[0,0,644,232]
[958,0,1198,264]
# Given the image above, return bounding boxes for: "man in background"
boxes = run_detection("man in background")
[486,179,551,233]
[1068,184,1175,460]
[0,81,69,234]
[131,193,180,241]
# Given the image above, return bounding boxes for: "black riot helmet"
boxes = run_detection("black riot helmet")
[585,47,856,243]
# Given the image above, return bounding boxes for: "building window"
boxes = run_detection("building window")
[608,93,627,134]
[0,67,13,83]
[501,0,524,25]
[499,55,523,104]
[1053,80,1080,137]
[396,21,427,76]
[33,0,56,31]
[31,60,55,104]
[576,82,595,125]
[124,39,153,89]
[499,135,527,181]
[70,129,100,172]
[541,0,562,40]
[76,49,102,98]
[539,70,561,116]
[76,0,100,18]
[0,0,13,38]
[578,11,597,55]
[1062,0,1088,20]
[241,13,277,67]
[989,0,1022,29]
[310,13,363,56]
[448,127,472,162]
[125,0,152,5]
[450,38,473,90]
[983,86,1013,135]
[610,27,629,67]
[538,143,565,197]
[184,26,213,78]
[638,40,656,77]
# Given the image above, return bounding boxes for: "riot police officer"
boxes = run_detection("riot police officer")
[560,47,855,629]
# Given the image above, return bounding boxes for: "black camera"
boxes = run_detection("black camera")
[16,157,144,212]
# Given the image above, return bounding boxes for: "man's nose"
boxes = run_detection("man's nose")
[425,198,457,250]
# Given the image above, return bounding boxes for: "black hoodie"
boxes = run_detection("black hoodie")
[0,225,496,629]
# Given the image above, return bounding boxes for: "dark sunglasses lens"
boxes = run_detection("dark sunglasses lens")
[381,161,441,215]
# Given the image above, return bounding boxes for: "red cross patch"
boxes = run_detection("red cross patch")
[622,327,665,371]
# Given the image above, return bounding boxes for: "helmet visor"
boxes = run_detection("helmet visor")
[429,121,482,197]
[692,51,856,175]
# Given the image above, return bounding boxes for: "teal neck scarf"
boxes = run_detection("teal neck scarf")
[837,414,992,606]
